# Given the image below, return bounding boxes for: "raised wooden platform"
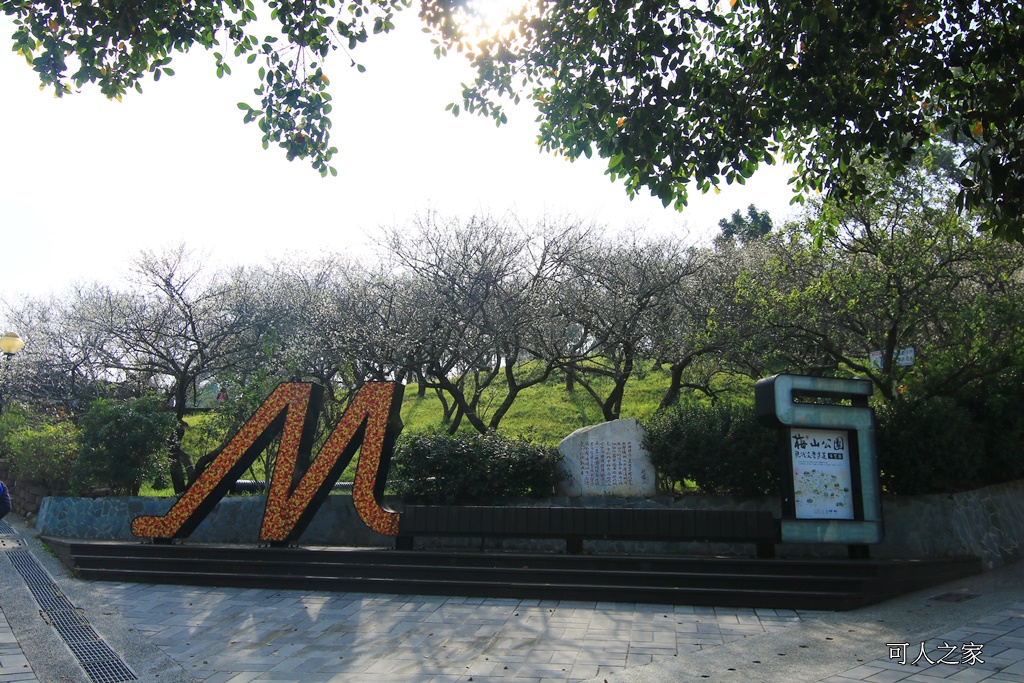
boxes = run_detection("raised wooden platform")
[43,536,983,611]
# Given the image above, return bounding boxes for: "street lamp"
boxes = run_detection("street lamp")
[0,332,25,412]
[0,332,25,358]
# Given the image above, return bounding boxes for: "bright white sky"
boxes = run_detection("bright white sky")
[0,9,797,303]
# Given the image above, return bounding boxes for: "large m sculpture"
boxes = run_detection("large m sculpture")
[131,382,404,544]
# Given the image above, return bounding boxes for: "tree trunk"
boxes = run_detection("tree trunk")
[435,387,457,425]
[437,376,489,434]
[487,362,556,432]
[170,382,194,494]
[660,361,696,409]
[601,354,634,421]
[446,405,465,435]
[602,378,627,421]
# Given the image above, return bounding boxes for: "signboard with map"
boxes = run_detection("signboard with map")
[789,428,854,520]
[755,374,883,547]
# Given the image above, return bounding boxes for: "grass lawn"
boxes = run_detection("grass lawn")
[400,366,672,443]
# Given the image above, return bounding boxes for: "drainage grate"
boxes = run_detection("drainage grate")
[66,639,124,664]
[0,519,14,535]
[81,659,138,683]
[8,549,55,584]
[32,591,78,613]
[54,623,103,644]
[43,609,91,629]
[4,547,137,682]
[25,579,64,597]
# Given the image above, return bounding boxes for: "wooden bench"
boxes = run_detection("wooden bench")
[396,506,778,558]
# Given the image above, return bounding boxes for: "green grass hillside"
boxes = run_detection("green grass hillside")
[400,366,677,445]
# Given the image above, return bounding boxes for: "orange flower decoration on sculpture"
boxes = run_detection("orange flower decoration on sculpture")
[131,381,403,543]
[260,382,401,541]
[131,383,314,540]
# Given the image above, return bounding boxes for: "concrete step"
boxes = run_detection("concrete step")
[43,536,982,611]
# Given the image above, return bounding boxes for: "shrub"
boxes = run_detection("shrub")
[389,432,562,504]
[6,419,79,491]
[875,395,985,495]
[73,395,177,495]
[643,400,780,497]
[0,403,30,462]
[954,370,1024,485]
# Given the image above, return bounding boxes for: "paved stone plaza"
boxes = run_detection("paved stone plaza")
[2,515,1023,683]
[86,584,821,681]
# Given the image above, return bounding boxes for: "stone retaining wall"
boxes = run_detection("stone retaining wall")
[0,464,56,517]
[36,494,393,547]
[34,479,1024,569]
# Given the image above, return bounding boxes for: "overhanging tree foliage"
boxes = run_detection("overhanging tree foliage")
[438,0,1024,241]
[8,0,1023,239]
[3,0,410,177]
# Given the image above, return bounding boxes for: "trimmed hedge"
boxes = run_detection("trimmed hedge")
[7,421,79,492]
[0,404,79,492]
[388,432,562,504]
[645,374,1024,497]
[874,396,985,495]
[643,401,780,497]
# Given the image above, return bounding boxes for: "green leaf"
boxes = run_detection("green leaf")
[609,153,625,168]
[587,7,598,20]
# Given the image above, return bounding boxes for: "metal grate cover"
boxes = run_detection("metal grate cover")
[81,659,138,683]
[54,623,103,644]
[26,580,65,598]
[43,609,91,629]
[0,519,14,535]
[33,592,78,613]
[66,639,124,664]
[8,549,54,584]
[4,545,137,682]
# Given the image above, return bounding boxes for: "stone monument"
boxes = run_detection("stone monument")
[556,418,656,497]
